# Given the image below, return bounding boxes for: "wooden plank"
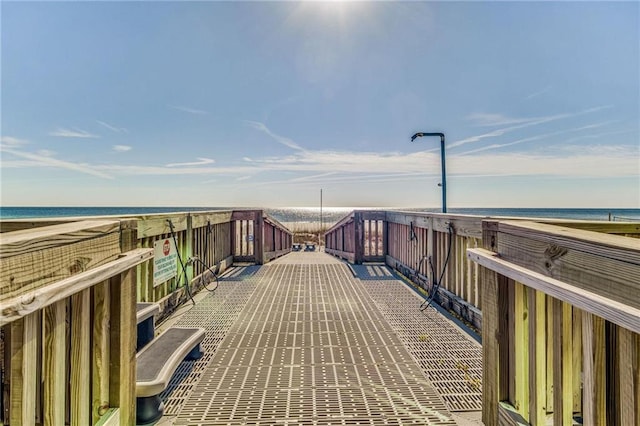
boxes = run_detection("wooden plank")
[70,289,90,425]
[552,298,562,426]
[635,333,640,426]
[94,408,120,426]
[467,248,640,334]
[481,265,500,426]
[136,214,188,238]
[354,212,364,265]
[1,248,153,326]
[231,210,257,221]
[254,211,264,265]
[0,220,119,256]
[109,228,137,426]
[561,302,573,425]
[9,314,38,425]
[184,215,194,283]
[497,231,640,311]
[508,278,515,405]
[480,220,500,426]
[546,294,554,414]
[538,220,640,236]
[43,300,66,425]
[498,220,640,255]
[528,288,546,426]
[513,281,528,416]
[582,312,595,426]
[92,281,110,423]
[1,221,121,302]
[572,308,582,413]
[497,402,529,426]
[581,313,608,425]
[0,219,75,233]
[385,211,430,229]
[496,221,640,311]
[618,326,635,425]
[552,299,572,426]
[190,211,233,228]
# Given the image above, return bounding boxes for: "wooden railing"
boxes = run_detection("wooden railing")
[325,210,640,331]
[1,210,291,309]
[1,220,152,425]
[468,220,640,425]
[0,210,292,425]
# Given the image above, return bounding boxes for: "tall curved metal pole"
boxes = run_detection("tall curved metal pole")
[410,132,447,213]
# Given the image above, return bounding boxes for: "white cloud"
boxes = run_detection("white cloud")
[466,113,535,127]
[0,147,113,179]
[454,105,613,149]
[49,127,99,138]
[168,105,208,115]
[166,157,215,167]
[524,85,552,100]
[113,145,132,152]
[236,175,252,181]
[37,149,55,157]
[97,120,128,133]
[0,136,29,147]
[245,120,304,151]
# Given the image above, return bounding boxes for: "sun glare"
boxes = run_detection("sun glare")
[290,1,371,34]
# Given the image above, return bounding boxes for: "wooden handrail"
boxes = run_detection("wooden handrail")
[1,248,153,326]
[468,247,640,334]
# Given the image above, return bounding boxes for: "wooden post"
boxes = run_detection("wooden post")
[70,289,90,425]
[92,281,110,423]
[254,211,264,265]
[618,326,635,425]
[354,211,364,265]
[185,214,194,284]
[43,300,66,426]
[427,216,434,285]
[582,313,607,426]
[513,281,529,416]
[109,221,137,425]
[528,288,546,426]
[552,299,573,426]
[9,314,38,425]
[481,220,502,426]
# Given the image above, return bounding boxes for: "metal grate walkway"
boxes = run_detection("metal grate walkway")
[161,252,481,425]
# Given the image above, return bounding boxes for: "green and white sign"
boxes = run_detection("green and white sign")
[153,238,177,286]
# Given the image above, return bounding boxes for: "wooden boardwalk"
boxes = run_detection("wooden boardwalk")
[157,252,482,425]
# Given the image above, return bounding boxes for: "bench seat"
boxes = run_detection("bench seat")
[136,302,159,325]
[136,327,205,425]
[136,303,160,351]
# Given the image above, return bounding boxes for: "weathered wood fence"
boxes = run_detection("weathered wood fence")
[469,220,640,426]
[0,210,291,425]
[1,220,151,425]
[325,210,640,425]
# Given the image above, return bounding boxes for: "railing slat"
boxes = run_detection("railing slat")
[618,326,635,424]
[70,289,91,425]
[513,282,529,415]
[480,223,501,426]
[528,288,546,426]
[43,300,66,425]
[92,281,111,423]
[9,314,39,425]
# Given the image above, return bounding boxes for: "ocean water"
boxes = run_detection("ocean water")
[1,206,639,224]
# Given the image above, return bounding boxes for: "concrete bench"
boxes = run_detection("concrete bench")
[136,303,160,351]
[135,327,205,425]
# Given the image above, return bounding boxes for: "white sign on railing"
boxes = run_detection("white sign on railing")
[153,238,177,286]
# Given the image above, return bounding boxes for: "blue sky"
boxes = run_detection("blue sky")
[1,1,638,208]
